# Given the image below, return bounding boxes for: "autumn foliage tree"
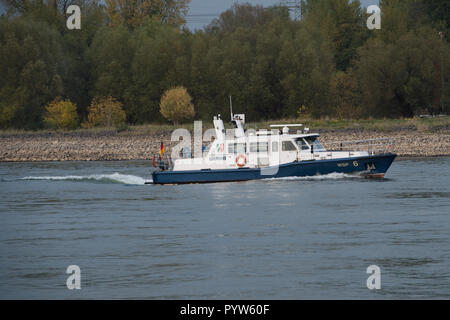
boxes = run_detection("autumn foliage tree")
[44,98,79,130]
[105,0,190,29]
[83,96,126,128]
[0,0,449,129]
[160,87,195,125]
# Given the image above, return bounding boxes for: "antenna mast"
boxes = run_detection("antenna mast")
[229,95,233,120]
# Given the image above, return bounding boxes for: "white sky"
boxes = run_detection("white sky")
[186,0,380,30]
[0,1,380,30]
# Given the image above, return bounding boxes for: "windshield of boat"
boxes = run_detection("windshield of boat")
[295,137,326,151]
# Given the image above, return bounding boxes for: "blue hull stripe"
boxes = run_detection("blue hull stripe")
[152,153,397,184]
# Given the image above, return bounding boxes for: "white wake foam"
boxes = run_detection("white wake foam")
[263,172,362,181]
[21,173,149,185]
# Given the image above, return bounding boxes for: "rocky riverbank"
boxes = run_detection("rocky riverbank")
[0,129,449,162]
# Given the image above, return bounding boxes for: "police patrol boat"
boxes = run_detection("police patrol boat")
[151,112,396,184]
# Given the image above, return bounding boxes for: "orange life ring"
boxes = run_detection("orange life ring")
[235,154,247,167]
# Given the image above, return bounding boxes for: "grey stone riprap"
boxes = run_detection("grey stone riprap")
[0,129,449,161]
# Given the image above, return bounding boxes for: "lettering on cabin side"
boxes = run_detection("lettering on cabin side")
[337,162,349,167]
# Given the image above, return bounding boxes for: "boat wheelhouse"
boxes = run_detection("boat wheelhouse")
[152,113,396,184]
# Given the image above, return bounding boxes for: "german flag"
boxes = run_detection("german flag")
[159,142,165,158]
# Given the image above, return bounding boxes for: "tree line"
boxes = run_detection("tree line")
[0,0,449,129]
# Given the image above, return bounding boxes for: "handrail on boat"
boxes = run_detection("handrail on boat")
[324,137,394,155]
[151,155,172,171]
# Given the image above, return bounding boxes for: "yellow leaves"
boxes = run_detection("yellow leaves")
[44,98,79,130]
[83,96,126,128]
[160,86,194,125]
[297,105,310,120]
[0,104,16,128]
[105,0,190,29]
[105,0,125,27]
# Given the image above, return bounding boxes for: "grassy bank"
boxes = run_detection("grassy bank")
[1,117,449,161]
[248,116,450,133]
[122,116,450,134]
[0,116,449,137]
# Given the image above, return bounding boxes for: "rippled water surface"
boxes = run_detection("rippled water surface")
[0,157,449,299]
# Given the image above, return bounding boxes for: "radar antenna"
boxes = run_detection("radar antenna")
[229,95,233,121]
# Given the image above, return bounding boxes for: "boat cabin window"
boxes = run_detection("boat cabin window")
[228,143,247,154]
[250,142,269,153]
[296,138,310,151]
[304,137,325,151]
[203,144,212,154]
[282,141,297,151]
[272,141,278,152]
[295,137,326,151]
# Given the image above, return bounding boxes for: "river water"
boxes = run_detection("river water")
[0,157,449,299]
